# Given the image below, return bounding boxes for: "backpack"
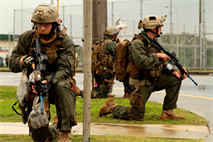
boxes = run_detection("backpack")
[91,39,112,76]
[114,39,131,82]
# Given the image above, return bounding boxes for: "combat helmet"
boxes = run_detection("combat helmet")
[138,15,166,37]
[103,26,120,36]
[31,4,61,24]
[138,15,167,29]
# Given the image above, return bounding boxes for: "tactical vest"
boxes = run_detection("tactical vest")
[28,31,64,76]
[91,39,113,76]
[127,34,163,83]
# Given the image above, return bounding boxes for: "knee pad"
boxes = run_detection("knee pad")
[30,126,49,141]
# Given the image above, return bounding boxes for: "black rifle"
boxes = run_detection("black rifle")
[32,37,49,114]
[151,38,198,86]
[127,84,138,93]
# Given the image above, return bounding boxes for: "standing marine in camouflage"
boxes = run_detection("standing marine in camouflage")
[9,4,76,142]
[99,15,187,121]
[77,26,120,98]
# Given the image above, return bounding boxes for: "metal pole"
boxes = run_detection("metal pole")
[63,6,65,24]
[112,2,114,26]
[203,0,205,69]
[21,0,23,33]
[8,32,12,57]
[133,21,135,34]
[194,25,197,68]
[173,7,179,57]
[13,10,15,50]
[140,0,143,20]
[183,25,186,64]
[83,0,92,141]
[170,0,173,52]
[70,15,72,39]
[199,0,202,70]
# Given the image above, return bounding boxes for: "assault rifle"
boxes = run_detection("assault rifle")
[151,38,198,86]
[31,37,49,114]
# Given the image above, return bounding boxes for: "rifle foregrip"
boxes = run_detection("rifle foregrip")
[180,73,184,80]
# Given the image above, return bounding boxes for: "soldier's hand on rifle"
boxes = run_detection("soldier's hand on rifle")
[157,53,170,62]
[116,37,121,43]
[172,70,187,80]
[31,80,48,94]
[20,55,35,69]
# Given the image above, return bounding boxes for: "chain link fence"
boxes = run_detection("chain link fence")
[13,1,213,69]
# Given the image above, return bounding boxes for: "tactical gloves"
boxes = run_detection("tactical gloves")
[23,55,34,68]
[29,96,48,129]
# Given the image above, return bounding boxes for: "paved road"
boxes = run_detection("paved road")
[0,72,212,141]
[1,72,212,98]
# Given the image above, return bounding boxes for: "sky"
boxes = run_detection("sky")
[0,0,212,41]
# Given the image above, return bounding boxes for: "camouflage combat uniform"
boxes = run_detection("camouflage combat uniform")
[9,30,76,141]
[80,40,116,98]
[112,31,181,120]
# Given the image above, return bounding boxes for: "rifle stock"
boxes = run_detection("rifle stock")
[151,38,198,86]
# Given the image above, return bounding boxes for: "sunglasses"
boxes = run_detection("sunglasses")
[36,23,52,28]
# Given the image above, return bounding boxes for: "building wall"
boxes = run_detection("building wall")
[0,40,18,58]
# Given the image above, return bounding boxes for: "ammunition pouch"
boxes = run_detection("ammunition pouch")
[66,75,76,87]
[45,49,57,64]
[91,39,112,76]
[127,61,139,77]
[145,80,152,86]
[149,64,163,78]
[95,66,105,76]
[91,54,110,76]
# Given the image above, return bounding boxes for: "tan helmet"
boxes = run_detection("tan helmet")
[31,4,61,24]
[138,15,167,29]
[103,26,120,36]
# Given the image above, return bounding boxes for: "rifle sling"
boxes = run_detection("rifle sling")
[12,101,22,115]
[47,71,56,90]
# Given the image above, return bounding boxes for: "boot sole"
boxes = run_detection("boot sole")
[99,99,114,117]
[160,116,185,120]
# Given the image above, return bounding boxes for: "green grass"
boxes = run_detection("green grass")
[0,86,208,126]
[0,134,204,142]
[0,86,208,142]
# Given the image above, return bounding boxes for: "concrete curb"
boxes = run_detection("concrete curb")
[0,122,209,139]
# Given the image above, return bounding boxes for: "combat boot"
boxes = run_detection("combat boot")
[160,110,185,120]
[99,98,117,117]
[58,131,72,142]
